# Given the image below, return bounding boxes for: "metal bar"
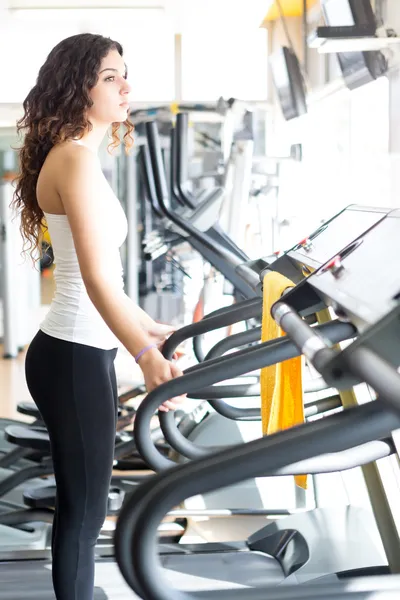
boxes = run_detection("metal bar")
[304,395,341,417]
[273,301,338,368]
[204,326,261,360]
[162,297,262,359]
[0,508,54,526]
[192,332,206,362]
[176,113,195,209]
[0,461,53,498]
[346,346,400,413]
[167,508,300,518]
[0,446,33,469]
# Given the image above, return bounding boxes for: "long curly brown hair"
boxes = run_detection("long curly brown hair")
[11,33,134,262]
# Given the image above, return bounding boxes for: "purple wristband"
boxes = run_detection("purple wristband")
[134,344,157,363]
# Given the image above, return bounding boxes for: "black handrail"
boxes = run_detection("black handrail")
[134,320,356,470]
[192,332,206,362]
[170,127,186,207]
[204,326,261,360]
[199,327,262,419]
[139,144,164,219]
[162,297,262,359]
[189,382,260,399]
[346,346,400,414]
[192,301,261,363]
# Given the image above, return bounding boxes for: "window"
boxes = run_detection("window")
[0,23,79,103]
[181,27,268,101]
[93,13,175,101]
[0,10,175,103]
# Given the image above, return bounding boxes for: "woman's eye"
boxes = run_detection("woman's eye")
[105,76,115,82]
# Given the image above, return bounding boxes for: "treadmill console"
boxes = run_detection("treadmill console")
[259,205,391,283]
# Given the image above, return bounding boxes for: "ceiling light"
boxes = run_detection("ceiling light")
[10,7,164,22]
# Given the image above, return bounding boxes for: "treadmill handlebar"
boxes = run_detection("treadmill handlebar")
[162,297,262,359]
[204,325,261,361]
[346,346,400,414]
[176,112,188,181]
[274,302,345,388]
[203,297,261,321]
[200,327,263,420]
[275,302,400,409]
[175,112,196,210]
[191,299,259,364]
[134,320,356,470]
[139,144,164,219]
[170,127,186,208]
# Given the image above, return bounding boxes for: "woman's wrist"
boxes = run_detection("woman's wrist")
[135,345,163,367]
[134,343,157,364]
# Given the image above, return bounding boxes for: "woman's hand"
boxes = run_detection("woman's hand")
[145,321,183,360]
[146,322,176,342]
[138,347,186,412]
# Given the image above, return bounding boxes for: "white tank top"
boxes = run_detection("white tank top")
[40,180,128,350]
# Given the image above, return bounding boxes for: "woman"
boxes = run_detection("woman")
[12,32,184,599]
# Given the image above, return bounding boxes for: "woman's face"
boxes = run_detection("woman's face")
[87,48,131,126]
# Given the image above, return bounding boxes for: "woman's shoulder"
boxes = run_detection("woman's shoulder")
[48,141,98,168]
[41,142,100,187]
[38,142,100,213]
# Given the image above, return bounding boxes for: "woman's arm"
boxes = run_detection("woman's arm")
[55,145,183,407]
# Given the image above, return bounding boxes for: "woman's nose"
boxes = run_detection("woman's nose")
[121,80,131,96]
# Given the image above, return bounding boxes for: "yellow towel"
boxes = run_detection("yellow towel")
[41,220,52,244]
[260,271,307,489]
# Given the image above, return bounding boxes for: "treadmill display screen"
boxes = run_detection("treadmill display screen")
[269,46,307,121]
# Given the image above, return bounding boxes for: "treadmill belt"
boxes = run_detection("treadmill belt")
[161,551,284,587]
[1,559,400,599]
[0,552,283,599]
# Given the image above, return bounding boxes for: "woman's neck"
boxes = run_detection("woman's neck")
[73,123,109,153]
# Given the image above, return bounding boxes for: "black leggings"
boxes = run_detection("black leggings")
[25,330,118,600]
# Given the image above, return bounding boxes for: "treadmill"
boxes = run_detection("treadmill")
[132,201,395,539]
[171,112,250,264]
[1,212,399,598]
[113,208,400,599]
[143,119,258,299]
[156,202,391,417]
